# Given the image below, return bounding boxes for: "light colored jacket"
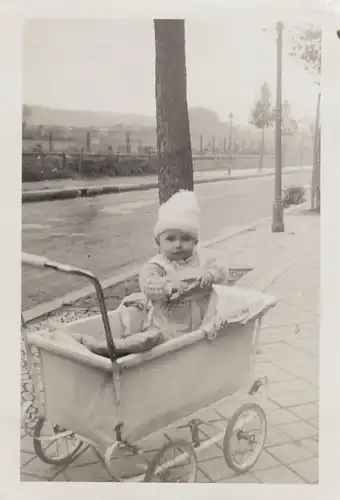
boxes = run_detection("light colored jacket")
[139,249,229,339]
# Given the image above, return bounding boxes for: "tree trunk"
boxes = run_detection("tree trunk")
[311,92,321,211]
[259,127,265,171]
[48,131,53,153]
[315,126,321,212]
[154,19,193,205]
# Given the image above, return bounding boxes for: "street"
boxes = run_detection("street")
[22,170,310,310]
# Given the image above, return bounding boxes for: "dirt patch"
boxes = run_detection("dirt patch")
[72,275,140,312]
[25,268,252,328]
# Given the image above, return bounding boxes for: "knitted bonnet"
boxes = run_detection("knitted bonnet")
[154,190,200,240]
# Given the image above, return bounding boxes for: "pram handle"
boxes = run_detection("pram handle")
[22,253,118,362]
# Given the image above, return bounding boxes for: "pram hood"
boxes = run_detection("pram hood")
[200,284,277,332]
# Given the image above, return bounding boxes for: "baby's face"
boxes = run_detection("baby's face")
[158,231,197,261]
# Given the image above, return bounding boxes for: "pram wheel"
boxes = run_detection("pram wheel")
[144,439,197,483]
[33,417,83,465]
[223,403,267,474]
[104,442,149,482]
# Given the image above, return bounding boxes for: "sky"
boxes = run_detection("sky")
[22,17,320,125]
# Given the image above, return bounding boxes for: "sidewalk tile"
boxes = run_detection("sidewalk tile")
[218,473,259,483]
[255,362,295,382]
[270,389,318,408]
[307,418,318,429]
[21,473,45,482]
[21,451,35,467]
[283,366,318,380]
[261,343,315,361]
[215,401,246,419]
[21,456,64,480]
[216,397,279,419]
[20,433,36,454]
[288,338,319,357]
[252,450,280,471]
[305,374,319,387]
[51,472,69,481]
[266,442,314,464]
[253,465,305,483]
[275,357,318,371]
[260,327,300,344]
[197,420,226,440]
[262,315,317,329]
[162,423,198,442]
[289,403,318,420]
[196,469,212,482]
[289,457,318,483]
[292,324,319,338]
[64,462,113,482]
[198,456,234,482]
[265,426,292,447]
[298,438,319,455]
[278,421,318,440]
[68,446,101,468]
[268,379,314,396]
[256,398,281,413]
[267,409,301,425]
[197,445,224,462]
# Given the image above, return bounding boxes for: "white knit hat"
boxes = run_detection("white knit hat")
[154,190,200,240]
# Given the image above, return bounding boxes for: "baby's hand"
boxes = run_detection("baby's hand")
[168,280,186,301]
[200,270,214,288]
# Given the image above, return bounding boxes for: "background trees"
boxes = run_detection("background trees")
[289,26,321,211]
[250,82,274,171]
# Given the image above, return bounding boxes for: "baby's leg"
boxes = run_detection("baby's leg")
[69,331,163,358]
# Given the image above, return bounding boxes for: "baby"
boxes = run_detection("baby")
[70,190,228,358]
[139,190,228,339]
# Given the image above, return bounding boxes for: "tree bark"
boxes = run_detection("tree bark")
[259,127,265,171]
[315,126,321,212]
[154,19,194,205]
[311,92,321,211]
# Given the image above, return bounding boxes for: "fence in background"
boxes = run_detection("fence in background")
[23,127,312,155]
[22,150,312,183]
[22,125,314,182]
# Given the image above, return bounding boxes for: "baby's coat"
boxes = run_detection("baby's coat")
[139,248,229,339]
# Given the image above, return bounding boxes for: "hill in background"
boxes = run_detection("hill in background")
[23,104,244,136]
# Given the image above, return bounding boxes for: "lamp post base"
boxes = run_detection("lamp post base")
[272,200,284,232]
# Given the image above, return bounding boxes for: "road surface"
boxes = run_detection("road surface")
[22,170,311,310]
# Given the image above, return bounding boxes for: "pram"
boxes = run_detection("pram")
[21,253,277,482]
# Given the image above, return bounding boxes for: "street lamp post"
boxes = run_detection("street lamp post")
[272,21,285,233]
[228,112,233,174]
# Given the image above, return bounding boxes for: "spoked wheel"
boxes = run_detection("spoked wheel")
[223,403,267,474]
[144,439,197,483]
[33,417,83,465]
[104,442,149,482]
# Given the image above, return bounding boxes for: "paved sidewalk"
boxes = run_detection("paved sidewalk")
[20,207,319,483]
[22,166,310,203]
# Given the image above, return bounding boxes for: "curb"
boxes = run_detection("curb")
[22,201,308,324]
[22,167,310,203]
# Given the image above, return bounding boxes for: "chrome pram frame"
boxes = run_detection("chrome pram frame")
[21,253,277,483]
